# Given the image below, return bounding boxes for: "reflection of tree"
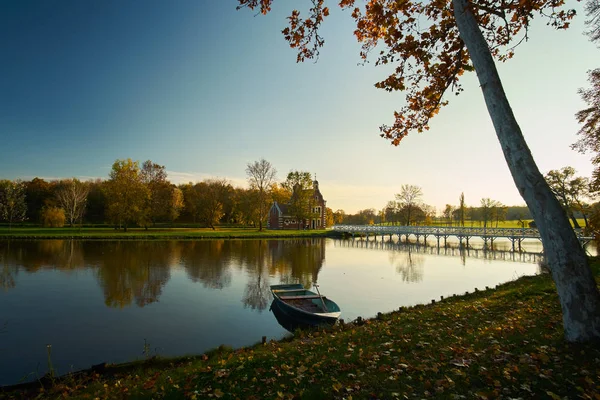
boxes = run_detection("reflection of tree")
[388,245,424,282]
[242,272,271,311]
[0,262,16,291]
[239,240,272,311]
[180,241,232,289]
[267,238,326,287]
[0,239,328,308]
[0,242,16,291]
[91,242,172,308]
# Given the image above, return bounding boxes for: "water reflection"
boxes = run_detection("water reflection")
[269,300,335,333]
[0,239,326,309]
[0,238,542,387]
[92,242,173,308]
[334,238,545,264]
[389,247,425,282]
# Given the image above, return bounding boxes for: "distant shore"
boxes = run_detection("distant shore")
[0,226,342,240]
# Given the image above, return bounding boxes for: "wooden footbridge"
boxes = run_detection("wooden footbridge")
[332,225,594,252]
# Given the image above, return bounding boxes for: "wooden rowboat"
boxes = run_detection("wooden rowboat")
[270,283,341,325]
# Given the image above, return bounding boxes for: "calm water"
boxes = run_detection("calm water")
[0,238,541,386]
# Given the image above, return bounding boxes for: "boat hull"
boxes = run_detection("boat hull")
[270,284,341,326]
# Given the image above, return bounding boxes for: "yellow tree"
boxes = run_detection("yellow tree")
[238,0,600,341]
[104,159,148,231]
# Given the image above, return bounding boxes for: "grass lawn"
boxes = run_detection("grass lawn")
[2,259,599,399]
[0,227,331,239]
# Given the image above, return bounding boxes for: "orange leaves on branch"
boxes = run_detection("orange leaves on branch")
[239,0,578,144]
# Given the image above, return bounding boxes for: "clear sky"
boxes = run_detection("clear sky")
[1,0,599,214]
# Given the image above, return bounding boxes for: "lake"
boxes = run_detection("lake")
[0,237,542,386]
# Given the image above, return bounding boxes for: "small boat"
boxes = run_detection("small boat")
[270,283,341,325]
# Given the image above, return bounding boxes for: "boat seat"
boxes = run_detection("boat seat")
[280,295,325,300]
[273,288,307,293]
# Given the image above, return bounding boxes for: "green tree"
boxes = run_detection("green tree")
[492,202,508,228]
[458,193,466,227]
[283,171,314,229]
[0,180,27,229]
[104,159,148,231]
[443,204,455,226]
[246,159,277,231]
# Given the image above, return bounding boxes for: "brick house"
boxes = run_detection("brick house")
[267,180,327,230]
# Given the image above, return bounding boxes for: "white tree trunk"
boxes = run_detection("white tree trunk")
[453,0,600,341]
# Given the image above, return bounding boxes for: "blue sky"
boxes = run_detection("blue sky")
[1,0,599,214]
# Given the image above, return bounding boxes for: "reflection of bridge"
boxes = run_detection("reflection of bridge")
[332,238,543,263]
[333,225,593,252]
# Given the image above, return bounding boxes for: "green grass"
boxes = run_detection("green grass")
[0,227,332,239]
[379,219,588,229]
[2,260,600,399]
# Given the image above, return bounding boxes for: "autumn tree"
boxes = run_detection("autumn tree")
[384,201,398,225]
[55,179,90,227]
[479,198,496,228]
[325,207,334,227]
[41,206,65,227]
[545,167,591,229]
[193,179,231,230]
[333,209,346,224]
[237,0,600,341]
[0,180,27,229]
[573,69,600,191]
[24,178,54,223]
[169,187,185,223]
[246,159,277,231]
[395,185,422,226]
[492,202,508,227]
[270,182,292,205]
[104,159,149,231]
[283,170,314,229]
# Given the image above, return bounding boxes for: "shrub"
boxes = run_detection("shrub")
[42,207,65,228]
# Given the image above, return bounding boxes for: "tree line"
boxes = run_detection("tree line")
[0,158,334,231]
[335,167,596,230]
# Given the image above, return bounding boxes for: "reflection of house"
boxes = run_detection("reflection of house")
[268,180,326,230]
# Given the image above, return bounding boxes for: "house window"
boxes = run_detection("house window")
[317,220,321,227]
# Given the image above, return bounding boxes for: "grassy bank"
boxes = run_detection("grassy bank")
[0,227,333,240]
[2,261,599,399]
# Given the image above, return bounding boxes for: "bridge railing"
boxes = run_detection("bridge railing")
[332,224,590,240]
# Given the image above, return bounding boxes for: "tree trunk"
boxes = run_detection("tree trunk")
[570,213,581,229]
[453,0,600,342]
